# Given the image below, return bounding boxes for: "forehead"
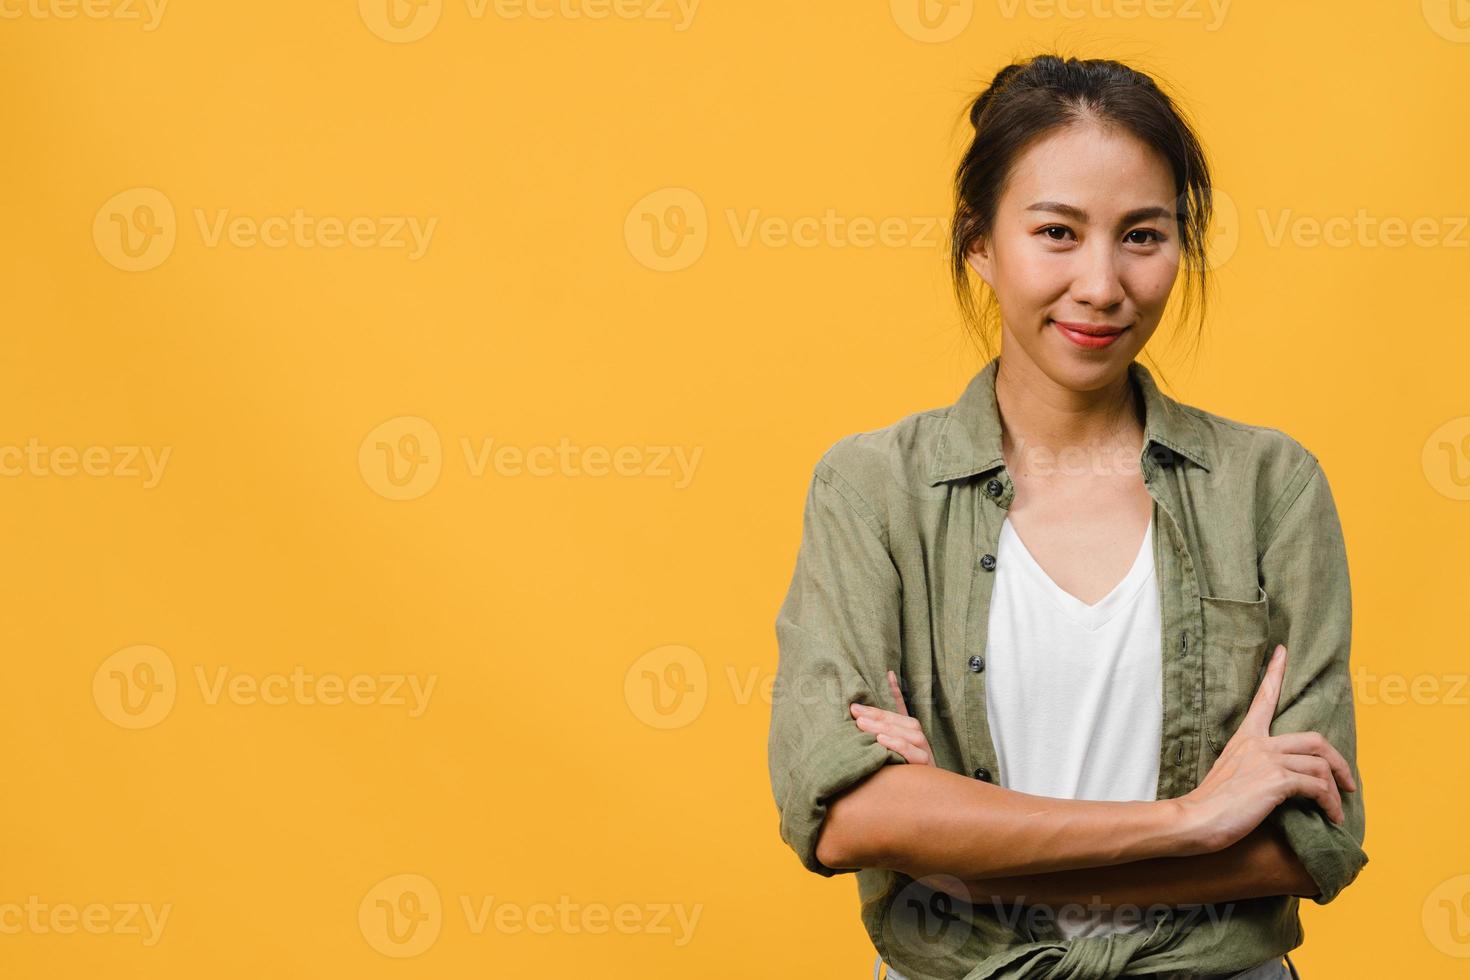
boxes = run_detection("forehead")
[1003,121,1177,215]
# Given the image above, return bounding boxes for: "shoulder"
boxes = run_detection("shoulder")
[1170,399,1327,533]
[805,402,954,544]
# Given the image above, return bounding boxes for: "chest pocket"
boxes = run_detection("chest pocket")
[1201,585,1271,752]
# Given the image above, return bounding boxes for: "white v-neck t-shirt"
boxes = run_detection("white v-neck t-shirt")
[985,512,1164,820]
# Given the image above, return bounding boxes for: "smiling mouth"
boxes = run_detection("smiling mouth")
[1049,319,1129,336]
[1049,319,1130,349]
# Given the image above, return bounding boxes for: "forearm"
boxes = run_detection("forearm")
[823,764,1197,881]
[948,820,1318,909]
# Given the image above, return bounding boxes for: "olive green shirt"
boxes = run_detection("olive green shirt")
[767,356,1368,979]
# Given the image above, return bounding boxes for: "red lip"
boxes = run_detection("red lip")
[1051,319,1128,350]
[1051,320,1127,336]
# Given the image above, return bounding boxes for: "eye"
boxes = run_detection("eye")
[1125,228,1165,246]
[1039,225,1074,241]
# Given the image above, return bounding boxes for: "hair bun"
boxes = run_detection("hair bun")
[969,63,1024,129]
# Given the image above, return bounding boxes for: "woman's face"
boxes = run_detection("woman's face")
[967,120,1182,391]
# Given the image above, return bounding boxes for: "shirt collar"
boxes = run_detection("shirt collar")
[925,356,1212,486]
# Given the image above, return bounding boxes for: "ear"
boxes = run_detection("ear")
[965,237,993,287]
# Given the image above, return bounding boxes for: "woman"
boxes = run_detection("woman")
[767,55,1367,980]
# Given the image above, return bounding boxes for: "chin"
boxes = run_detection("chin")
[1042,339,1138,390]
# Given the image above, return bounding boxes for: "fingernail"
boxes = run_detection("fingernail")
[1273,645,1285,661]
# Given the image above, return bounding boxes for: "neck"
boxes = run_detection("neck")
[993,353,1144,476]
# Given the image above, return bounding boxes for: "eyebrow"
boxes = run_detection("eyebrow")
[1025,201,1178,224]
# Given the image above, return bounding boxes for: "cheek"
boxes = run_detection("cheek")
[1126,258,1181,306]
[995,245,1065,305]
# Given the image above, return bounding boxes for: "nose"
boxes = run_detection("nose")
[1069,239,1126,310]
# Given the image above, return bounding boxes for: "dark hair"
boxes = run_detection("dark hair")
[950,54,1214,363]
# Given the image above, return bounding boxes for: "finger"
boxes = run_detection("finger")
[853,713,933,765]
[1269,731,1357,792]
[852,702,921,731]
[888,670,910,717]
[1279,753,1344,823]
[1282,768,1344,825]
[875,731,931,765]
[853,711,923,739]
[1240,644,1287,736]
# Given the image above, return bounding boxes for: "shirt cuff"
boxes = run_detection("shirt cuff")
[1270,800,1368,905]
[779,730,902,876]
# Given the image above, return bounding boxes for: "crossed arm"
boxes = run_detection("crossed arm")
[817,762,1319,909]
[952,822,1315,908]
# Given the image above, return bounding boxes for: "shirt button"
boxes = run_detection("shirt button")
[979,553,996,571]
[985,478,1003,497]
[973,767,993,782]
[968,655,984,672]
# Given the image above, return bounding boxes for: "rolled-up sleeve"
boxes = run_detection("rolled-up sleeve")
[768,454,905,876]
[1258,453,1369,904]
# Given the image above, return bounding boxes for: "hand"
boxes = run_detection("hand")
[849,671,935,766]
[1176,643,1357,853]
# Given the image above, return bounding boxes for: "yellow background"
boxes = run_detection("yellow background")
[2,0,1467,976]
